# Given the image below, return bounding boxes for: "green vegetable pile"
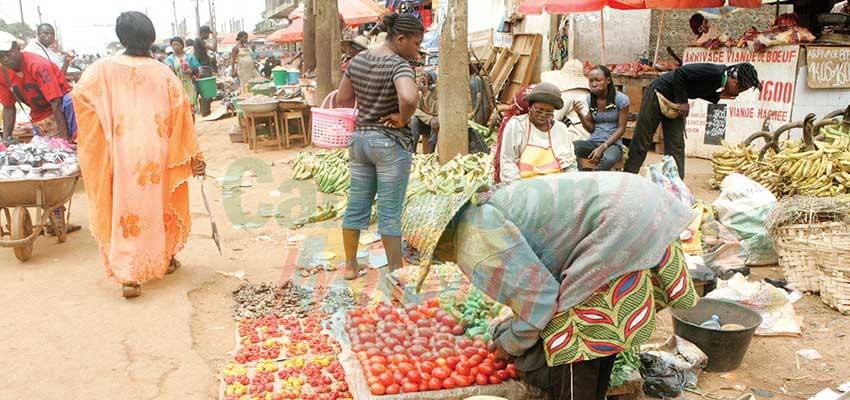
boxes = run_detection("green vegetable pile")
[610,348,641,388]
[444,289,503,341]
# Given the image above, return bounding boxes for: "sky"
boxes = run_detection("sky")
[0,0,264,54]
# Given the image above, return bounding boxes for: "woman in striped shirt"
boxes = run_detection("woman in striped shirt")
[334,13,424,279]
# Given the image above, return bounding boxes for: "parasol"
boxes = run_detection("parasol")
[267,17,305,43]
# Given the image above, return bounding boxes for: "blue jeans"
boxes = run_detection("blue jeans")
[574,140,624,171]
[342,129,413,236]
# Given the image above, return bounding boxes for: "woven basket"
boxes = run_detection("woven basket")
[811,238,850,315]
[772,221,848,293]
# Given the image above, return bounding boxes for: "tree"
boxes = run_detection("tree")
[303,0,316,73]
[314,0,340,102]
[436,0,469,164]
[0,19,35,40]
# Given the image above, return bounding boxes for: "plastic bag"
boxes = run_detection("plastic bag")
[713,174,778,266]
[701,216,748,279]
[639,336,708,398]
[646,156,695,207]
[706,273,802,337]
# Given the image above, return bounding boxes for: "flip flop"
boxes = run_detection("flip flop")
[122,284,142,299]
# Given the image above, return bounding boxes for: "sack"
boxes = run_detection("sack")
[646,156,696,207]
[656,90,684,119]
[713,174,778,266]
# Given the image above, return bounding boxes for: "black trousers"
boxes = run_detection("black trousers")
[623,87,686,178]
[520,355,617,400]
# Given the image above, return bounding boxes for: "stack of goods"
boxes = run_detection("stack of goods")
[443,288,504,342]
[0,136,79,180]
[223,315,351,400]
[290,150,494,228]
[344,300,519,396]
[224,281,361,400]
[710,121,850,198]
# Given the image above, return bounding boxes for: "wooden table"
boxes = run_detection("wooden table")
[278,100,312,148]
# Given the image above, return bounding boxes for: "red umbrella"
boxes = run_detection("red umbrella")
[518,0,726,14]
[267,18,304,44]
[286,0,386,26]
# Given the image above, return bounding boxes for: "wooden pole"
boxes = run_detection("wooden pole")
[568,13,576,61]
[315,0,336,102]
[653,10,666,66]
[599,10,606,65]
[304,0,317,73]
[437,0,469,164]
[331,13,342,87]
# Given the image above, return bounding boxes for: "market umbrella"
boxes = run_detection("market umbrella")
[219,32,258,45]
[267,17,304,43]
[287,0,386,26]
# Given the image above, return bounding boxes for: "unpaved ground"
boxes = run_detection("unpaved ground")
[1,117,847,399]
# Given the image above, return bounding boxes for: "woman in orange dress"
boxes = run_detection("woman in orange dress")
[73,12,205,298]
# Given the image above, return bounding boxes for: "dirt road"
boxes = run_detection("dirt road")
[1,117,847,399]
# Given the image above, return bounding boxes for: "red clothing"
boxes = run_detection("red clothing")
[0,52,72,123]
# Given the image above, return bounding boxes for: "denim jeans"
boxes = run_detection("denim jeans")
[574,140,623,171]
[410,116,437,153]
[342,129,413,236]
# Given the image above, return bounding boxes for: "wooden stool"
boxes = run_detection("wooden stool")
[282,110,309,148]
[579,157,625,171]
[246,111,282,152]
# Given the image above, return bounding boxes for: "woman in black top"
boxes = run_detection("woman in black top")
[335,13,424,279]
[624,62,761,178]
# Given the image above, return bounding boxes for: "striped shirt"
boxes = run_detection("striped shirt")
[345,51,416,149]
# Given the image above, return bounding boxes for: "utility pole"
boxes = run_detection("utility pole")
[18,0,25,25]
[37,6,42,25]
[195,0,202,35]
[172,0,179,37]
[437,0,470,163]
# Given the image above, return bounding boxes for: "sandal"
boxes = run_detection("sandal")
[167,258,181,275]
[122,283,142,298]
[343,262,365,280]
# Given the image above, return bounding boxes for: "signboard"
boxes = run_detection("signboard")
[494,32,513,49]
[704,103,728,145]
[806,46,850,89]
[683,46,800,158]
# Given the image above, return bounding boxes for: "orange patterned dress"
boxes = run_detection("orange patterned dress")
[72,55,202,284]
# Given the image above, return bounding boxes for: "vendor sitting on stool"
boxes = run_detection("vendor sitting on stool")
[573,65,628,171]
[498,82,577,184]
[410,69,438,153]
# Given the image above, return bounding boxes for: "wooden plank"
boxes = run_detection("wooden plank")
[499,33,542,103]
[490,49,520,100]
[483,47,502,75]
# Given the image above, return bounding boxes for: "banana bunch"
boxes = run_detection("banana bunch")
[292,149,348,181]
[709,141,759,189]
[314,158,350,195]
[772,132,850,197]
[292,198,349,228]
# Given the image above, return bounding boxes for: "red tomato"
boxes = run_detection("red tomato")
[370,383,386,395]
[438,348,455,358]
[408,310,423,322]
[398,362,414,374]
[489,375,503,385]
[435,340,454,349]
[441,316,456,326]
[463,347,478,358]
[496,369,510,381]
[403,304,418,313]
[478,364,495,376]
[494,361,507,370]
[393,372,405,384]
[468,355,483,366]
[506,364,519,379]
[477,348,489,359]
[410,345,426,357]
[455,362,471,376]
[446,356,460,369]
[367,376,379,386]
[386,383,400,394]
[475,373,489,386]
[442,377,457,389]
[428,377,442,391]
[458,339,473,349]
[370,356,388,365]
[419,382,430,392]
[420,361,436,374]
[402,381,419,393]
[458,375,474,387]
[406,370,422,382]
[389,354,406,365]
[370,364,387,375]
[451,324,466,336]
[473,339,487,348]
[366,347,381,357]
[423,307,437,318]
[432,367,449,380]
[417,319,431,328]
[438,325,452,333]
[426,298,440,308]
[418,328,434,338]
[379,372,394,386]
[392,345,406,355]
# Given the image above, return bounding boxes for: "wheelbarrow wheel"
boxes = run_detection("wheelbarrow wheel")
[11,207,34,261]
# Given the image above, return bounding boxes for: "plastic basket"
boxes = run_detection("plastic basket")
[311,90,356,149]
[197,77,217,99]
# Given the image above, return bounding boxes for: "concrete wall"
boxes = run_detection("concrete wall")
[792,53,850,123]
[573,9,652,65]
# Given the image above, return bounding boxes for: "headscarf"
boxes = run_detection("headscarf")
[493,84,534,183]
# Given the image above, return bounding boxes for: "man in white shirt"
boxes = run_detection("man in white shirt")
[23,24,72,75]
[833,1,849,14]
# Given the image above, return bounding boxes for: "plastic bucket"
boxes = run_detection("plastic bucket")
[671,298,762,372]
[287,70,301,84]
[272,69,288,86]
[197,77,217,99]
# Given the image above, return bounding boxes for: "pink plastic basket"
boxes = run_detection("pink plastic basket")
[311,90,357,149]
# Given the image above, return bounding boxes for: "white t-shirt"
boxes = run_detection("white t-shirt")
[833,1,849,13]
[23,41,64,69]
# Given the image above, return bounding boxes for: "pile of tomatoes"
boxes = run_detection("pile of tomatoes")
[346,299,518,395]
[235,315,341,365]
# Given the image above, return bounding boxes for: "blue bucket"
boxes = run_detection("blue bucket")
[287,70,301,84]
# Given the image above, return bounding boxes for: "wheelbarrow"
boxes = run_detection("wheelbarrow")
[0,174,80,261]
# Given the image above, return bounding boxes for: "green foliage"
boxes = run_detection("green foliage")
[0,19,35,40]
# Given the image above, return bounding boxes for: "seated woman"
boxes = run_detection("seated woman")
[498,83,577,184]
[574,65,628,171]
